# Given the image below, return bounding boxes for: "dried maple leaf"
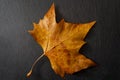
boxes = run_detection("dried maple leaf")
[27,3,96,77]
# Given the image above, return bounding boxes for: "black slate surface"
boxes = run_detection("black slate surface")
[0,0,120,80]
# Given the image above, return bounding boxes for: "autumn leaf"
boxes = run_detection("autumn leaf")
[27,3,96,77]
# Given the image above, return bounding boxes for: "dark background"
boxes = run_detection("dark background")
[0,0,120,80]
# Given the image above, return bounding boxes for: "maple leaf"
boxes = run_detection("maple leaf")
[27,3,96,77]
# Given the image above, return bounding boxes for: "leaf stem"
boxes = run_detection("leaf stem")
[27,53,45,77]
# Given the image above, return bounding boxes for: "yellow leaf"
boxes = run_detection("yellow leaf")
[27,3,96,77]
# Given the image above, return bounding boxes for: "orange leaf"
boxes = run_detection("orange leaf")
[27,3,96,77]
